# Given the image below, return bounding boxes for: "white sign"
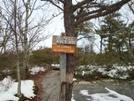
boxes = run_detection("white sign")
[52,35,77,45]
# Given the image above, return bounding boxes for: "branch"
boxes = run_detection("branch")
[72,0,94,12]
[41,0,63,11]
[59,0,64,4]
[74,0,131,26]
[128,2,134,14]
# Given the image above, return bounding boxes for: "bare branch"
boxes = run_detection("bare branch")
[74,0,131,26]
[41,0,63,11]
[128,2,134,14]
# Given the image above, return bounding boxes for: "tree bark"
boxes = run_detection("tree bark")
[64,0,76,101]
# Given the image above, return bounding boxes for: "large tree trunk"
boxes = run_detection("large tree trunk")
[64,0,76,101]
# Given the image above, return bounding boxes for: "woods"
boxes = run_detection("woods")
[0,0,50,97]
[40,0,132,100]
[0,0,134,101]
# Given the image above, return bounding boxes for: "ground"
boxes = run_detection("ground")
[28,69,134,101]
[29,69,52,101]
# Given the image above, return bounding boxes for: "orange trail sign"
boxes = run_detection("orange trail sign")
[52,44,76,54]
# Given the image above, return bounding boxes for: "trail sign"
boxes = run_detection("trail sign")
[52,44,76,54]
[52,35,77,45]
[52,35,77,101]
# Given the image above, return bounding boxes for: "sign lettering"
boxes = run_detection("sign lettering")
[52,35,77,45]
[52,44,76,54]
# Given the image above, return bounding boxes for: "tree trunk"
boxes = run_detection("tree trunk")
[14,0,21,97]
[64,0,76,101]
[124,38,134,58]
[17,58,21,97]
[100,36,103,54]
[22,1,29,79]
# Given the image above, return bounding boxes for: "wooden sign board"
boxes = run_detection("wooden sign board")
[52,35,77,45]
[52,44,76,54]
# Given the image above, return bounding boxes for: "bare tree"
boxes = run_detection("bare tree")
[0,24,13,54]
[1,0,50,96]
[1,0,22,96]
[0,7,12,54]
[1,0,50,79]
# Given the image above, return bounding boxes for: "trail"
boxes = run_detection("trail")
[41,70,60,101]
[40,70,134,101]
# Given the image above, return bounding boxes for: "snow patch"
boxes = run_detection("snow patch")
[29,66,46,75]
[0,76,35,101]
[79,87,134,101]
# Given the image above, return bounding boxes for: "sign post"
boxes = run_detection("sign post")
[52,35,77,101]
[60,53,66,101]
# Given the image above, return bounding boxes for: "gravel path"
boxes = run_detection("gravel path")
[41,70,60,101]
[41,70,134,101]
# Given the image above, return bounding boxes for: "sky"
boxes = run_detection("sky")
[43,13,64,47]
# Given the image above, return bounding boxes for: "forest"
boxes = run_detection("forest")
[0,0,134,100]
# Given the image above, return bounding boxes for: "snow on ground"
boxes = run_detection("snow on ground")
[51,64,60,67]
[78,87,134,101]
[78,65,134,79]
[71,94,75,101]
[0,76,35,101]
[29,66,46,75]
[0,66,46,101]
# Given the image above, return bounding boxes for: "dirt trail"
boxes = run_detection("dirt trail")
[30,70,134,101]
[29,69,53,101]
[41,70,60,101]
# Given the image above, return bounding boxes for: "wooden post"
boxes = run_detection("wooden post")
[60,53,66,101]
[51,34,76,101]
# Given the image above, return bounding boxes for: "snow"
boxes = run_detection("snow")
[79,65,134,79]
[0,66,47,101]
[51,64,60,67]
[73,78,77,81]
[0,77,35,101]
[29,66,46,75]
[80,90,89,96]
[71,94,75,101]
[20,80,35,98]
[0,92,19,101]
[79,87,133,101]
[82,71,86,76]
